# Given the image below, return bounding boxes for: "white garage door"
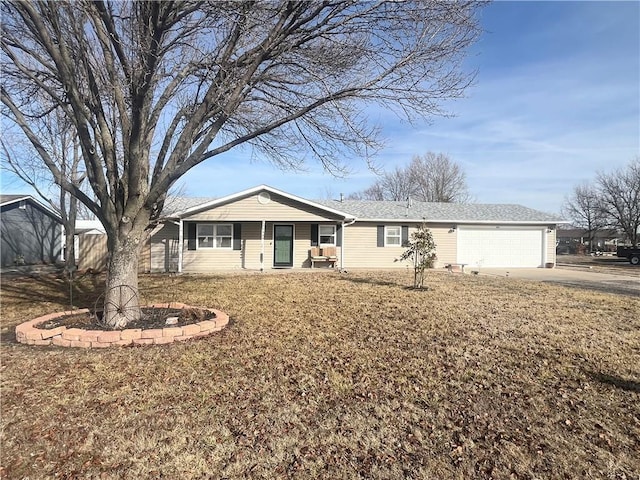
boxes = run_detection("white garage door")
[457,226,545,268]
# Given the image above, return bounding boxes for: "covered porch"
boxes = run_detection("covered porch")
[179,220,345,272]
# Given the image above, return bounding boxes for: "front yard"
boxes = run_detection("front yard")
[1,270,638,479]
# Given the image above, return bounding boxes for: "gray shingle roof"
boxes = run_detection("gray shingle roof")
[315,199,563,224]
[161,196,217,216]
[160,190,563,224]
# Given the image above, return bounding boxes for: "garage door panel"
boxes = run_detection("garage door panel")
[457,227,544,268]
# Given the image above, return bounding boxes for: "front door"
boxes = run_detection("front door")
[273,224,294,267]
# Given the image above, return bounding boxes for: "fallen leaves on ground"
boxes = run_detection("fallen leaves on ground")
[1,270,638,479]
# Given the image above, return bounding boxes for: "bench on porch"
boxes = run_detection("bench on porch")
[309,247,338,268]
[321,247,338,267]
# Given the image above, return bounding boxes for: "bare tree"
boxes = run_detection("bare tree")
[1,1,482,327]
[409,152,470,203]
[597,157,640,246]
[380,166,415,201]
[1,109,86,271]
[347,183,385,201]
[350,152,470,202]
[561,182,607,252]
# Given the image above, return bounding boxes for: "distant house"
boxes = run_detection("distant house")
[556,228,624,254]
[148,185,564,272]
[0,195,63,267]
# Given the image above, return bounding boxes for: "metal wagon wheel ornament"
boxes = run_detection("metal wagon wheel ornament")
[94,285,140,327]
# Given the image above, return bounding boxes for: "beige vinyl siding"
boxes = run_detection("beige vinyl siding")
[150,223,179,273]
[291,223,306,268]
[546,229,556,266]
[182,249,242,272]
[343,222,454,269]
[241,222,266,270]
[236,222,280,270]
[185,193,342,222]
[182,224,242,272]
[428,224,457,267]
[343,223,408,269]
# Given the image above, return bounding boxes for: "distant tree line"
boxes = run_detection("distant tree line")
[349,152,471,203]
[562,157,640,248]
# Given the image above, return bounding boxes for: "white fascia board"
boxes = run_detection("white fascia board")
[174,184,355,220]
[0,195,31,207]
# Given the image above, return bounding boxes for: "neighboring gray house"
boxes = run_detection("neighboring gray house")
[0,195,63,267]
[556,228,624,254]
[147,185,565,273]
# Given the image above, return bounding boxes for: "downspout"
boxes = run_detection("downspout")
[340,218,356,271]
[178,219,183,273]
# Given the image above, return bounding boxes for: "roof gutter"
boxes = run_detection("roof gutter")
[353,218,567,225]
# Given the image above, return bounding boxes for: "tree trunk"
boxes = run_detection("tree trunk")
[103,231,144,328]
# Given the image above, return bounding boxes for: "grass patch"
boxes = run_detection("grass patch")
[1,270,639,478]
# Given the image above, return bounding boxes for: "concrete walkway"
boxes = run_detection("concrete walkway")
[475,267,640,297]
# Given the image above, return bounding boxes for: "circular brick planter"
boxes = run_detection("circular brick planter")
[15,303,229,348]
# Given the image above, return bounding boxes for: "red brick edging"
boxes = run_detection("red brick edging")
[15,303,229,348]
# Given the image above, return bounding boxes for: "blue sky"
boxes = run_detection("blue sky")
[180,1,640,214]
[3,1,639,215]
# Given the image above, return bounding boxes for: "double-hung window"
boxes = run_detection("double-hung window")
[215,224,232,248]
[197,224,232,249]
[197,224,214,248]
[385,226,402,246]
[319,225,336,246]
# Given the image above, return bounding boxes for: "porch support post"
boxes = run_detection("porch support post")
[178,219,183,273]
[340,221,345,271]
[260,220,266,272]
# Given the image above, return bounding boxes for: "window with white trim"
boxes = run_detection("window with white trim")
[197,224,232,249]
[319,225,336,246]
[215,224,232,248]
[385,226,401,246]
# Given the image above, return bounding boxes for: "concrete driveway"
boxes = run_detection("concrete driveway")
[476,267,640,297]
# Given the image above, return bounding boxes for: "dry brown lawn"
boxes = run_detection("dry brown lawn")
[1,270,639,479]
